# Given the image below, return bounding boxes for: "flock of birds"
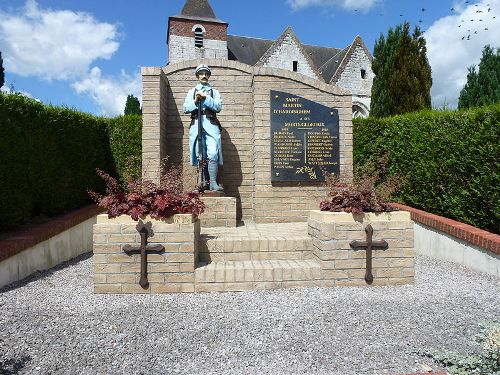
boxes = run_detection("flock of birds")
[352,1,496,41]
[456,2,495,40]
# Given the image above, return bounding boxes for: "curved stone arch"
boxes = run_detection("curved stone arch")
[162,59,351,97]
[352,101,369,119]
[191,24,206,33]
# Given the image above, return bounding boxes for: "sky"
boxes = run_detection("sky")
[0,0,499,116]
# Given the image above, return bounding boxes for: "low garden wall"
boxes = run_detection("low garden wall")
[392,203,500,277]
[0,205,101,288]
[308,210,415,286]
[1,204,498,290]
[93,214,200,294]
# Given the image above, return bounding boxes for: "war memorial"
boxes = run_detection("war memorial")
[92,0,415,293]
[0,1,498,374]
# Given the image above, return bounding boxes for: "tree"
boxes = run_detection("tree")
[0,51,4,88]
[370,22,432,117]
[124,94,142,115]
[458,45,500,109]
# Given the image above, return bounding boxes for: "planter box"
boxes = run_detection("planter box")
[308,211,415,286]
[93,214,200,294]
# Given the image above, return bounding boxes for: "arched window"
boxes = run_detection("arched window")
[352,104,369,119]
[194,27,204,48]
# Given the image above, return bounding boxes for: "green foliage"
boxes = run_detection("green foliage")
[124,94,142,115]
[0,92,114,232]
[415,321,500,375]
[106,115,142,184]
[371,22,432,117]
[354,104,500,234]
[458,45,500,109]
[0,51,4,88]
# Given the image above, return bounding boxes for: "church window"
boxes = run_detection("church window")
[194,27,204,48]
[361,69,367,79]
[293,61,298,72]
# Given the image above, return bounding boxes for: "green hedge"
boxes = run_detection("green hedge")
[106,115,142,184]
[354,104,500,233]
[0,93,114,232]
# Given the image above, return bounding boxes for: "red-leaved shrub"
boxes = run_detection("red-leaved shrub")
[89,165,204,220]
[320,170,402,214]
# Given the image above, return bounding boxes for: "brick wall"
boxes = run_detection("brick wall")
[93,214,199,294]
[169,19,227,40]
[168,19,228,64]
[142,60,353,223]
[308,211,415,286]
[142,67,167,182]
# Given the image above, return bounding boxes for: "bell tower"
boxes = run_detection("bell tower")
[167,0,228,64]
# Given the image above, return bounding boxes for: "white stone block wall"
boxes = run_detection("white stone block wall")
[336,45,373,97]
[261,35,317,80]
[169,35,228,64]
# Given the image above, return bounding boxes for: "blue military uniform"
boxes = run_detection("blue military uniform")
[183,83,223,167]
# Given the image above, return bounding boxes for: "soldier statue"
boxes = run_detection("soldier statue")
[183,64,223,192]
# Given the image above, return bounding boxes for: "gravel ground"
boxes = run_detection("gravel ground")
[0,254,499,375]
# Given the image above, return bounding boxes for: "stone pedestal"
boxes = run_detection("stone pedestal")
[93,214,200,294]
[200,197,237,227]
[308,210,415,286]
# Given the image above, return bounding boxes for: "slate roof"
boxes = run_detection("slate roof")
[302,44,342,72]
[227,35,273,66]
[227,34,345,83]
[173,0,226,24]
[318,46,350,83]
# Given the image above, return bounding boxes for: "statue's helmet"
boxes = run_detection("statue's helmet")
[195,64,211,76]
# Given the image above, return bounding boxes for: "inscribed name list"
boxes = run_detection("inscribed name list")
[270,90,340,182]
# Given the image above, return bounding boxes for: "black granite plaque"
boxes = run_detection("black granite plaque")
[270,90,340,182]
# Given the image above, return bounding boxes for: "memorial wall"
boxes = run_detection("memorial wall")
[142,59,353,223]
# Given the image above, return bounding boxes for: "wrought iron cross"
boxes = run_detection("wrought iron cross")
[123,226,164,288]
[350,224,388,283]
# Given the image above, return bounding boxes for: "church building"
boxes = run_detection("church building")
[167,0,374,117]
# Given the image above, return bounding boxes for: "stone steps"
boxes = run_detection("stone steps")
[199,222,313,262]
[195,259,322,292]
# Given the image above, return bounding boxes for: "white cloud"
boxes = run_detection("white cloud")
[426,0,500,108]
[0,0,119,81]
[72,67,141,117]
[287,0,378,12]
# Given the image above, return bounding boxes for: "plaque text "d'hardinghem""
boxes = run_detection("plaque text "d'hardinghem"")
[270,90,340,182]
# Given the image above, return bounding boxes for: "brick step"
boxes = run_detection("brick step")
[199,222,313,262]
[195,259,322,292]
[199,232,313,262]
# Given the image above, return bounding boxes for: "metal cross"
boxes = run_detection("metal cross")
[123,226,164,288]
[350,224,388,283]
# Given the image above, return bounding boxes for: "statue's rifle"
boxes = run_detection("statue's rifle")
[197,94,206,191]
